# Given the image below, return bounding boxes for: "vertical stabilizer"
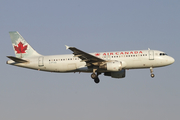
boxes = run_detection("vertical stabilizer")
[9,31,41,58]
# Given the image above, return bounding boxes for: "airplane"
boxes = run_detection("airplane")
[6,31,175,83]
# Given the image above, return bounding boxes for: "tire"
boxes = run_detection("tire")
[91,73,97,79]
[94,77,100,83]
[151,74,155,78]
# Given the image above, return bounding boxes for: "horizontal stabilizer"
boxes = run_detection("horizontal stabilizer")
[7,56,28,63]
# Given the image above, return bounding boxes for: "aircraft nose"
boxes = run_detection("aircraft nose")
[169,57,175,64]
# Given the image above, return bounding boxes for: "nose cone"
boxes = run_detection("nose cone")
[169,57,175,64]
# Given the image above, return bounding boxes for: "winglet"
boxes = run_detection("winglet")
[65,45,70,50]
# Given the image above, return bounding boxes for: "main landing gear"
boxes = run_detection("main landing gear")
[91,69,101,84]
[150,67,155,78]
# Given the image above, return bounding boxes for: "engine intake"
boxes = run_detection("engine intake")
[99,61,122,71]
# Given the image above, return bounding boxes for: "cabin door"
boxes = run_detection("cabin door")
[149,50,154,60]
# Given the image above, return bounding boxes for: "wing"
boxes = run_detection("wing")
[65,45,105,66]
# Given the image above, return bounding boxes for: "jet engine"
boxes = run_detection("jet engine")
[104,69,126,78]
[99,61,122,71]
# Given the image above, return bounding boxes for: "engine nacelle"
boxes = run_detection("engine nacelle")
[100,61,122,71]
[104,69,126,78]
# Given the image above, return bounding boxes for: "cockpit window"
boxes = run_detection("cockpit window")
[160,53,167,56]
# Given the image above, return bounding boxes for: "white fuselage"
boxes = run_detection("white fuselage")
[7,50,175,73]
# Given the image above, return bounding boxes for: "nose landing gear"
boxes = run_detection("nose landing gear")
[150,67,155,78]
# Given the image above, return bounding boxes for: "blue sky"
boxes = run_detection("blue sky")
[0,0,180,120]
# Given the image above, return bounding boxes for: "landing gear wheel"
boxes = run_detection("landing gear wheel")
[151,74,155,78]
[91,70,101,84]
[91,73,97,79]
[94,77,100,84]
[150,67,155,78]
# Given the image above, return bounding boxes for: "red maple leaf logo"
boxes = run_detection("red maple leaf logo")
[95,53,100,56]
[14,42,28,53]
